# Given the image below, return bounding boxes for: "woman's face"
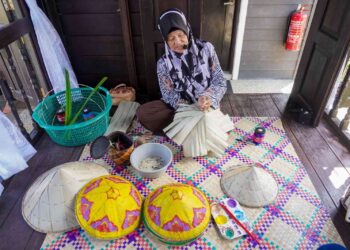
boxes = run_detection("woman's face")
[166,29,188,54]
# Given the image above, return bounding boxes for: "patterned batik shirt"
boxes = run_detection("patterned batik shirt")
[157,42,227,110]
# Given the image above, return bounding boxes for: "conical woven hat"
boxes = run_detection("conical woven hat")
[220,165,278,207]
[22,161,108,233]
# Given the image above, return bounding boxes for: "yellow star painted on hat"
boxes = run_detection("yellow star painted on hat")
[149,185,206,228]
[106,187,120,200]
[171,190,183,200]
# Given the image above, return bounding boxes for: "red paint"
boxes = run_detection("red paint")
[219,203,260,244]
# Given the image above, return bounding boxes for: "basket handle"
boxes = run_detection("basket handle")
[41,83,106,114]
[112,83,127,91]
[43,84,106,106]
[43,83,97,98]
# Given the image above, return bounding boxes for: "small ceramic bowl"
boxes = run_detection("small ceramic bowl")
[130,143,173,179]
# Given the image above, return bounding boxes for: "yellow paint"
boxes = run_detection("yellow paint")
[215,215,228,225]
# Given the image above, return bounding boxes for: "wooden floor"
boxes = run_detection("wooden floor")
[1,93,350,250]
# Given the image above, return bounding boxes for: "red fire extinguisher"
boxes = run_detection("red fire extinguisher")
[285,5,308,51]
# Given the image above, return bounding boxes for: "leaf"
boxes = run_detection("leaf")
[69,76,108,125]
[64,69,72,125]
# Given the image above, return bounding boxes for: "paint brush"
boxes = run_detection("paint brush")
[235,138,256,145]
[219,203,260,244]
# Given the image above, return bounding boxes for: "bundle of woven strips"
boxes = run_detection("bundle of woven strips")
[164,104,233,157]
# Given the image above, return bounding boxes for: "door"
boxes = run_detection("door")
[140,0,203,99]
[289,0,350,126]
[202,0,235,71]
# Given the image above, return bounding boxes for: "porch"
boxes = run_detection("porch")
[1,92,350,249]
[0,0,350,249]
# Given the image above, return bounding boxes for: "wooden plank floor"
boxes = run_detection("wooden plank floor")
[1,93,350,249]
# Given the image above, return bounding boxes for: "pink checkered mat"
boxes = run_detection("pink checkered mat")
[41,117,344,249]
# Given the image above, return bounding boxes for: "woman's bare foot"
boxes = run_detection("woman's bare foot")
[2,102,11,114]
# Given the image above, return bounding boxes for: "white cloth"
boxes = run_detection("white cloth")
[0,111,36,195]
[25,0,78,93]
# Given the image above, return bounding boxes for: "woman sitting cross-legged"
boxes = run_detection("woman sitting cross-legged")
[137,8,227,134]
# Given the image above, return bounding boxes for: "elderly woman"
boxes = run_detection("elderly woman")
[137,8,227,134]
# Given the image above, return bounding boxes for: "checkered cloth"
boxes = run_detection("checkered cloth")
[41,117,344,250]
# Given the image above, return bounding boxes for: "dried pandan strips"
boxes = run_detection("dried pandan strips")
[164,104,233,157]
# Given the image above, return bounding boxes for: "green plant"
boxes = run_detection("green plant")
[68,76,108,125]
[64,69,72,125]
[63,69,108,125]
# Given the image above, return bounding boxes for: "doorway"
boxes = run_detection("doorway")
[201,0,235,71]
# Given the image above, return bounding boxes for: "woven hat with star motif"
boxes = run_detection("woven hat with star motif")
[143,183,211,245]
[75,175,142,239]
[22,162,109,233]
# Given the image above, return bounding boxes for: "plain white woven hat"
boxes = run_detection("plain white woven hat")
[221,165,278,208]
[22,161,108,233]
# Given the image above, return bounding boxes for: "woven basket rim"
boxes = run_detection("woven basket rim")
[32,86,111,131]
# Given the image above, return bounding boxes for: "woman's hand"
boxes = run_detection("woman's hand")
[197,96,212,111]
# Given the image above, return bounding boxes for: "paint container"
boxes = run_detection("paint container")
[210,198,250,240]
[56,108,65,123]
[253,127,266,144]
[82,108,95,121]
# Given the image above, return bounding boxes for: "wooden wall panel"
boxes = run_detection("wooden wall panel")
[240,60,297,70]
[244,29,285,41]
[248,4,303,18]
[242,40,287,51]
[245,17,288,30]
[243,50,299,61]
[56,0,118,14]
[321,0,347,37]
[250,0,313,3]
[66,36,125,56]
[130,13,142,35]
[71,56,128,75]
[78,74,129,86]
[129,0,140,13]
[128,0,146,90]
[239,0,315,79]
[60,14,122,36]
[239,70,295,79]
[41,0,135,89]
[133,36,144,56]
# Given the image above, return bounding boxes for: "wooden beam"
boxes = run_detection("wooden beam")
[231,0,249,80]
[0,17,31,49]
[324,113,350,151]
[119,0,138,88]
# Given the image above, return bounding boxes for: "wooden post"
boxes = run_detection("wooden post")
[18,41,44,101]
[3,46,40,132]
[4,46,33,114]
[330,59,350,118]
[340,108,350,130]
[119,0,138,89]
[0,78,31,141]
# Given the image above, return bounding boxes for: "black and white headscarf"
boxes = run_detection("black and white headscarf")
[158,9,212,103]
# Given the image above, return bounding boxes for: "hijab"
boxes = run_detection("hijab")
[158,9,212,103]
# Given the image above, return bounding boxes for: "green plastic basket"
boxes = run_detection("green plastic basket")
[32,86,112,146]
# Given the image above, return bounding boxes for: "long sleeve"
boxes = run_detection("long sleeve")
[201,43,227,109]
[157,58,181,109]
